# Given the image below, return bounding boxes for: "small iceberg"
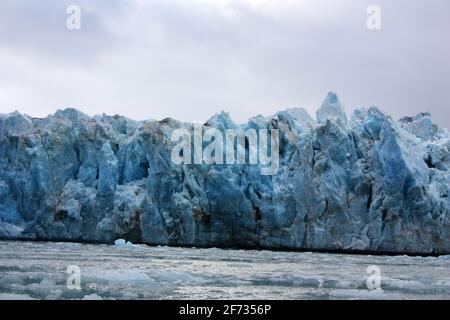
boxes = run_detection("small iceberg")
[114,239,135,248]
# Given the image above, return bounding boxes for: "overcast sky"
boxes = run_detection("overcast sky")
[0,0,449,127]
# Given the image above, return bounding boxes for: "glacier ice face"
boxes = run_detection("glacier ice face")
[1,93,449,254]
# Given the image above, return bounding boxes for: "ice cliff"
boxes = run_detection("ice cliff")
[1,92,449,254]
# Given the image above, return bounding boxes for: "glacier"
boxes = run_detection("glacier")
[0,92,449,255]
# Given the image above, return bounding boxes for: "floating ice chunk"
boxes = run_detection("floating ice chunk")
[152,270,207,284]
[114,239,134,248]
[114,239,126,247]
[83,294,103,300]
[328,288,402,300]
[0,293,37,300]
[45,289,63,300]
[383,278,425,291]
[84,268,154,283]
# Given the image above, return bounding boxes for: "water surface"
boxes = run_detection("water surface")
[0,241,449,300]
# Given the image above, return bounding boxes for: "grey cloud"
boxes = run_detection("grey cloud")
[0,0,449,128]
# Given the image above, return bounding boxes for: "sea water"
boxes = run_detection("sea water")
[0,241,449,300]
